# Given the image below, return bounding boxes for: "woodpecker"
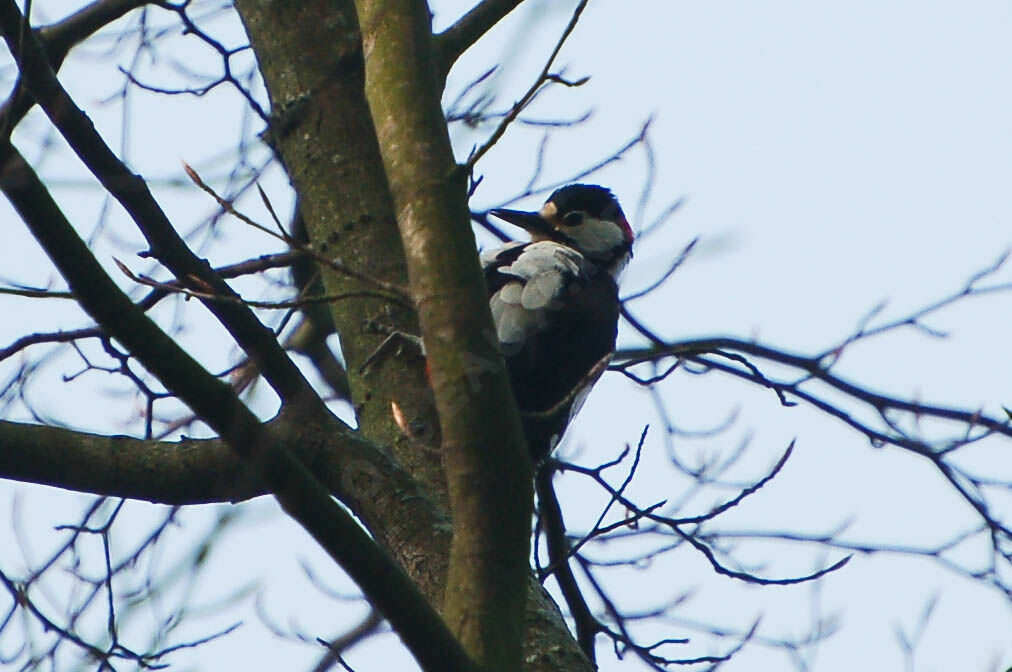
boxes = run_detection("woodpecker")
[485,184,633,462]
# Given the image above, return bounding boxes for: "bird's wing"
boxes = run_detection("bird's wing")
[483,241,586,345]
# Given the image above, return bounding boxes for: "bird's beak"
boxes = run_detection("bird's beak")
[489,208,555,237]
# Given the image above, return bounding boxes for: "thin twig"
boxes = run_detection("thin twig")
[464,0,590,172]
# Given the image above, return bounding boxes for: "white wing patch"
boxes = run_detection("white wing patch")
[497,281,523,305]
[521,269,564,310]
[502,241,583,279]
[479,241,525,267]
[487,242,586,346]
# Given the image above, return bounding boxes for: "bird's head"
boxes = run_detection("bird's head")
[490,184,634,276]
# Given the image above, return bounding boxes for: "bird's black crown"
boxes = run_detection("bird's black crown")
[547,184,624,220]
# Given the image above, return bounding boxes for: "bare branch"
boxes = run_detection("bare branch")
[434,0,523,81]
[0,134,473,672]
[619,336,1012,442]
[312,610,384,672]
[183,163,411,300]
[0,0,152,132]
[622,237,698,302]
[818,249,1012,360]
[558,452,850,586]
[464,0,590,172]
[0,251,305,364]
[114,257,405,310]
[535,466,601,661]
[0,7,323,412]
[0,284,73,299]
[0,416,402,506]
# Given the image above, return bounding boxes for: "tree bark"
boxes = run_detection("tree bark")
[234,0,448,506]
[352,1,531,668]
[233,2,592,669]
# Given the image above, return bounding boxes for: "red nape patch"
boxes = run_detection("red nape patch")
[618,216,635,242]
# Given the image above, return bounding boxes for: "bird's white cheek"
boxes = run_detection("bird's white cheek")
[569,218,626,258]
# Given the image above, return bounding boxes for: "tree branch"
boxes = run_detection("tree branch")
[0,251,306,366]
[354,0,531,668]
[0,420,261,504]
[616,337,1012,441]
[0,416,397,507]
[433,0,523,81]
[535,468,600,661]
[0,0,151,131]
[0,135,474,672]
[464,0,589,173]
[0,2,322,413]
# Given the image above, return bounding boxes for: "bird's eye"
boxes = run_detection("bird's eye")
[562,212,584,226]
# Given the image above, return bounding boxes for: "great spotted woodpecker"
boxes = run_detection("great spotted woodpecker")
[485,184,633,461]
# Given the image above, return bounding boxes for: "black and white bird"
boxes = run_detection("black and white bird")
[485,184,633,461]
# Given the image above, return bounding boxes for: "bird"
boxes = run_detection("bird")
[485,183,633,462]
